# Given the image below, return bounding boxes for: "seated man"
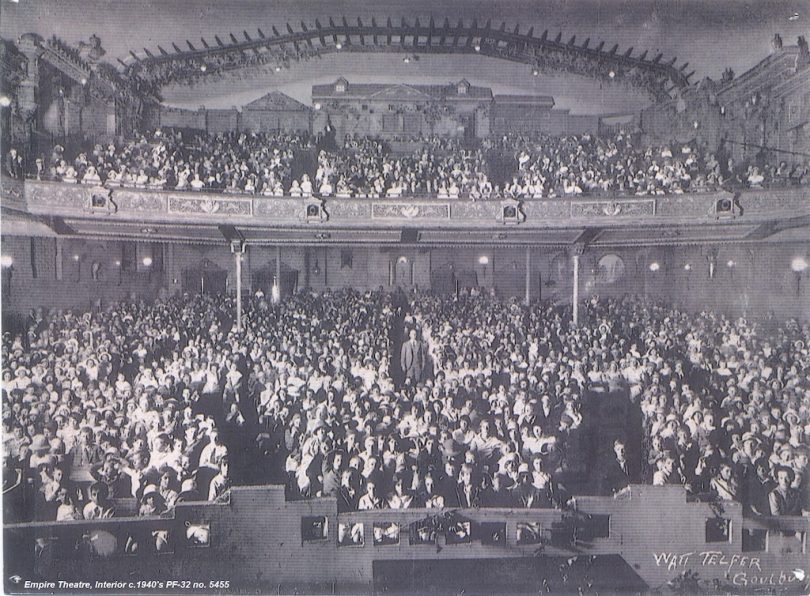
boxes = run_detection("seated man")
[769,466,801,516]
[82,482,115,520]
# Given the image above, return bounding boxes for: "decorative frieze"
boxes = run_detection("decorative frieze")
[167,195,252,217]
[571,199,656,218]
[371,202,451,219]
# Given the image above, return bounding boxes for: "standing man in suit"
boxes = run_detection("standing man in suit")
[400,329,425,385]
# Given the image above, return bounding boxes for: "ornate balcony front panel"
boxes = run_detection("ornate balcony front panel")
[5,178,809,245]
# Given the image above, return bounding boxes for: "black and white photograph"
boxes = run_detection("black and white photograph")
[1,0,809,593]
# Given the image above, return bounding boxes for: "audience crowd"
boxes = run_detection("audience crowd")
[23,129,311,196]
[3,289,808,523]
[486,133,810,197]
[2,294,238,523]
[8,129,808,199]
[251,291,808,516]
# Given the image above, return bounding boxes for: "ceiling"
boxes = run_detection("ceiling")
[3,0,808,111]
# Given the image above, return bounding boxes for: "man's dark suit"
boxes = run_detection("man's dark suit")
[599,455,638,495]
[455,482,482,508]
[400,339,425,383]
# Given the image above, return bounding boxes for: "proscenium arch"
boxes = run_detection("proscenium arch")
[120,18,691,99]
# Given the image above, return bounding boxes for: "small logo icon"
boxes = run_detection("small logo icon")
[9,575,22,584]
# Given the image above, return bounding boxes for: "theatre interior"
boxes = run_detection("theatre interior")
[1,0,809,593]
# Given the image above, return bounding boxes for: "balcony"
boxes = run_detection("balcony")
[2,177,809,246]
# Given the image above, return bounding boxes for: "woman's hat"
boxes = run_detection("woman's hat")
[30,435,50,453]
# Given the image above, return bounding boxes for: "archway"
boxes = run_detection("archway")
[182,259,227,294]
[251,259,299,298]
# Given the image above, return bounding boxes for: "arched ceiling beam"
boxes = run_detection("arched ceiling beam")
[122,18,690,91]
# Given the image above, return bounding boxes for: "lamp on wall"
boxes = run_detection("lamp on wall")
[1,254,13,298]
[478,255,490,282]
[142,256,153,282]
[791,256,808,297]
[73,253,82,282]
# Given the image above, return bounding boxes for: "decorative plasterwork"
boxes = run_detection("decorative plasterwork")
[571,199,656,218]
[496,197,526,225]
[167,195,252,217]
[371,202,451,219]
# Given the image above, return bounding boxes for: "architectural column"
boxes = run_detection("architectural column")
[166,243,176,290]
[571,244,585,326]
[275,245,282,302]
[235,250,242,332]
[16,34,43,154]
[572,254,580,325]
[55,238,63,281]
[525,246,532,306]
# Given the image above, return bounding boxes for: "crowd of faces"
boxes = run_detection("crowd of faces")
[2,294,238,522]
[9,130,807,200]
[3,289,807,522]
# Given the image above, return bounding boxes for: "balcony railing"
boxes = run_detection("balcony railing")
[6,177,808,232]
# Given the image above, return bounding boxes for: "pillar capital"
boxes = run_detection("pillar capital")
[571,242,587,257]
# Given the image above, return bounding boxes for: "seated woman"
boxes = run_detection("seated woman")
[81,165,102,185]
[709,463,739,501]
[189,172,205,191]
[61,165,78,184]
[386,474,415,509]
[134,169,149,188]
[299,174,313,196]
[105,167,124,187]
[139,485,167,516]
[385,180,402,198]
[175,167,190,190]
[336,177,352,198]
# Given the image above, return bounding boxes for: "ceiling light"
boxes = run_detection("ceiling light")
[532,68,539,76]
[335,42,343,50]
[478,256,490,265]
[73,254,80,262]
[80,78,87,86]
[0,255,13,268]
[200,64,207,72]
[726,260,735,268]
[648,262,660,272]
[608,70,615,79]
[275,65,281,72]
[114,260,121,267]
[791,256,808,272]
[474,44,481,52]
[0,96,11,108]
[142,256,153,267]
[683,263,692,271]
